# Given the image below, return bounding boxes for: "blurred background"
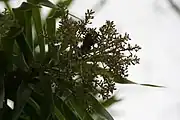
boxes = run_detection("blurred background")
[1,0,180,119]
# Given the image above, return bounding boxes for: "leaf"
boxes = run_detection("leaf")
[12,2,41,27]
[47,0,73,18]
[12,81,32,120]
[0,50,8,72]
[1,27,23,71]
[46,17,55,38]
[54,106,65,120]
[100,95,122,108]
[39,73,54,120]
[55,94,80,120]
[24,10,33,50]
[1,27,23,53]
[39,0,57,9]
[16,32,34,65]
[66,97,94,120]
[56,89,94,120]
[115,77,165,88]
[22,100,40,120]
[12,54,29,71]
[87,94,114,120]
[63,0,73,6]
[139,83,165,88]
[13,2,41,11]
[3,0,13,15]
[31,5,45,61]
[27,97,41,117]
[0,73,5,109]
[114,77,136,84]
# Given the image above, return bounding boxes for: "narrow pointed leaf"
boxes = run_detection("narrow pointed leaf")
[14,2,41,11]
[40,74,54,120]
[24,10,33,50]
[27,97,41,116]
[139,83,165,88]
[87,94,114,120]
[31,7,45,61]
[39,0,57,9]
[16,32,33,65]
[55,95,80,120]
[47,0,73,18]
[12,81,32,120]
[54,106,65,120]
[100,96,122,108]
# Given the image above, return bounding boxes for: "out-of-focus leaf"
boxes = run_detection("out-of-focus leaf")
[87,94,114,120]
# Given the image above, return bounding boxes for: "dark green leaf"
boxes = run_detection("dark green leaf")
[139,84,165,88]
[55,94,80,120]
[39,0,57,9]
[12,54,29,71]
[87,94,114,120]
[114,77,136,84]
[31,6,45,61]
[12,81,32,120]
[63,0,73,6]
[54,106,65,120]
[22,101,40,120]
[1,27,22,54]
[40,73,54,120]
[66,97,94,120]
[27,97,41,117]
[16,32,33,65]
[46,17,55,38]
[100,96,122,108]
[47,0,73,18]
[0,72,5,109]
[13,2,41,11]
[24,10,33,50]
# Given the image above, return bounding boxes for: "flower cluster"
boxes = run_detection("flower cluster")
[44,7,141,100]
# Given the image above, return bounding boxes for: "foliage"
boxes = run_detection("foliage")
[0,0,162,120]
